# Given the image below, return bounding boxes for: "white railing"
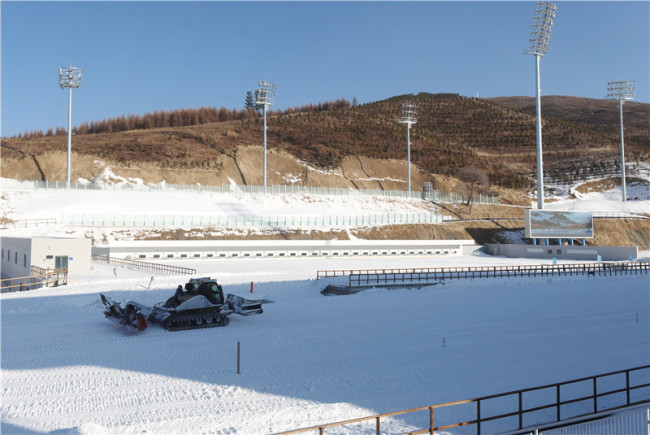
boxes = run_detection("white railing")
[61,211,443,227]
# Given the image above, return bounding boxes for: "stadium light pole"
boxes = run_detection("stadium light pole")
[525,2,556,210]
[398,103,417,193]
[58,66,82,188]
[607,80,635,202]
[255,81,277,192]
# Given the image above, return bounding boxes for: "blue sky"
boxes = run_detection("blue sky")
[1,1,648,138]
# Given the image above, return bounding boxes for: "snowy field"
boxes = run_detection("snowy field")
[1,169,649,242]
[1,253,649,435]
[1,174,649,434]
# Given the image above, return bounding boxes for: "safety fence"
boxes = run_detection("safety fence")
[423,189,499,205]
[538,407,649,435]
[1,218,58,229]
[92,255,196,275]
[0,268,68,293]
[276,365,650,435]
[62,212,443,228]
[0,178,500,205]
[315,262,650,286]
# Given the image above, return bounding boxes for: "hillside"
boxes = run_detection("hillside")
[489,95,650,149]
[2,94,648,191]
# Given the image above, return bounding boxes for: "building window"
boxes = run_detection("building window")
[24,254,27,267]
[1,248,3,259]
[15,252,18,264]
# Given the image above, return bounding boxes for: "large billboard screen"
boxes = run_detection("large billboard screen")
[525,210,594,239]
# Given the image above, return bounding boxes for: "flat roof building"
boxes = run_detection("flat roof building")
[1,237,91,280]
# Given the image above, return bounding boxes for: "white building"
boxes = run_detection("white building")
[1,237,91,279]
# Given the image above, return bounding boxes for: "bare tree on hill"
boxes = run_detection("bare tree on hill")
[458,166,489,214]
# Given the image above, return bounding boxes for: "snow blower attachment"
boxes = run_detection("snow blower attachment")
[101,277,264,332]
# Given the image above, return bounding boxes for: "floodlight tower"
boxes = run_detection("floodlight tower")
[607,80,635,202]
[255,81,277,192]
[525,2,556,210]
[398,103,417,192]
[58,66,82,187]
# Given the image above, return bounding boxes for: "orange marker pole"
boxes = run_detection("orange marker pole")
[250,281,254,293]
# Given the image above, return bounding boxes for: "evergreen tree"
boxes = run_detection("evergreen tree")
[245,91,255,111]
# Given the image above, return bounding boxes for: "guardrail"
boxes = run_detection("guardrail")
[276,365,650,435]
[92,255,196,275]
[316,262,650,286]
[0,268,68,293]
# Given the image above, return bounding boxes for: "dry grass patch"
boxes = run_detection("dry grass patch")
[592,219,650,248]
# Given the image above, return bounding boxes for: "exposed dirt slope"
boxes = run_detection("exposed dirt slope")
[3,93,648,189]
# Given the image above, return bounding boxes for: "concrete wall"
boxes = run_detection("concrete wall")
[485,243,637,261]
[1,237,91,279]
[31,237,92,275]
[92,239,476,261]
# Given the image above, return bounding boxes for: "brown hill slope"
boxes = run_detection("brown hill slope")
[489,95,649,149]
[2,93,648,189]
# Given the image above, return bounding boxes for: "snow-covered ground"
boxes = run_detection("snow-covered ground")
[545,178,650,214]
[2,254,649,435]
[1,172,649,243]
[542,170,650,215]
[1,175,649,434]
[1,174,438,243]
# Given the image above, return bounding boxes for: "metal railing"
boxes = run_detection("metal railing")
[0,268,68,293]
[0,178,500,205]
[92,255,196,275]
[315,262,650,286]
[277,365,650,435]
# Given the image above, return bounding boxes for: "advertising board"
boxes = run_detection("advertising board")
[525,210,594,239]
